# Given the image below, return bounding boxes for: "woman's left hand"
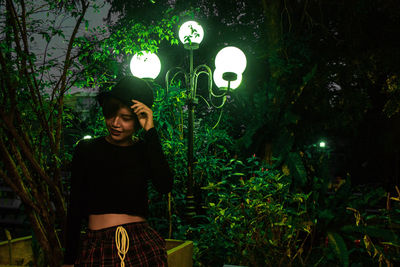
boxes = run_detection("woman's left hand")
[131,100,154,131]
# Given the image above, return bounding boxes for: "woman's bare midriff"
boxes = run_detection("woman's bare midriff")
[88,214,146,230]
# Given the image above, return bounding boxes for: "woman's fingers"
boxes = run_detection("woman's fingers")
[130,100,148,110]
[132,106,148,116]
[130,100,154,131]
[130,100,152,116]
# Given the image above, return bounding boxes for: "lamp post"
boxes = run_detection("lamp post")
[130,20,247,222]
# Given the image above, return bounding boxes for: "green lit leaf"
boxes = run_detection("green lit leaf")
[328,232,349,267]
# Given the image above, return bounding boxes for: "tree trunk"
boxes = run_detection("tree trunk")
[0,0,89,265]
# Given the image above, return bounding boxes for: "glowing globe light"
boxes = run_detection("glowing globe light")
[178,21,204,45]
[130,51,161,79]
[213,68,242,90]
[215,46,247,75]
[319,141,326,148]
[83,135,92,140]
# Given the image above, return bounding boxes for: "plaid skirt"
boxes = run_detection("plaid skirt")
[75,221,167,267]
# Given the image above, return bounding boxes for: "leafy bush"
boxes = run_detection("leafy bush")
[191,156,313,267]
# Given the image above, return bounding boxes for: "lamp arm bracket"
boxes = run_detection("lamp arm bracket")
[207,71,229,98]
[212,108,224,129]
[193,64,212,97]
[210,95,227,109]
[193,64,212,74]
[209,89,228,98]
[196,94,211,109]
[165,67,189,91]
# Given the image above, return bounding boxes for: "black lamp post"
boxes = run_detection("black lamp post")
[130,20,247,222]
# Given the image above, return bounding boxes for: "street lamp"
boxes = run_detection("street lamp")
[215,46,247,74]
[129,51,161,79]
[178,20,204,49]
[130,20,246,222]
[213,68,243,90]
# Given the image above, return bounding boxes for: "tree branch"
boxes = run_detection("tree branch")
[0,137,42,215]
[9,137,49,217]
[0,110,65,213]
[6,0,57,152]
[54,1,90,153]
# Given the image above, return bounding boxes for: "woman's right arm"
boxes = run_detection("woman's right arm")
[143,127,174,194]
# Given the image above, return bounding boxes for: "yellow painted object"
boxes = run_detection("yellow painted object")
[0,236,192,267]
[0,236,33,266]
[166,239,193,267]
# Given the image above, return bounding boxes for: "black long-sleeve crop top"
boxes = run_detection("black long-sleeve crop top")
[63,127,173,264]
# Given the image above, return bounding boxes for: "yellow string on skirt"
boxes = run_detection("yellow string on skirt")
[115,226,130,267]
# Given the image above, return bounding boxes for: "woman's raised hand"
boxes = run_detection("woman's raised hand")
[130,100,154,131]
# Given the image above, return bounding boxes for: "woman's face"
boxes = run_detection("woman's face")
[105,106,136,146]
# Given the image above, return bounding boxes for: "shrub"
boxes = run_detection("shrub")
[188,156,312,267]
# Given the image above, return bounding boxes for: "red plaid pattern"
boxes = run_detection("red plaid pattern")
[75,222,167,267]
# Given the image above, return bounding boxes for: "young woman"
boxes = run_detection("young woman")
[63,76,173,266]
